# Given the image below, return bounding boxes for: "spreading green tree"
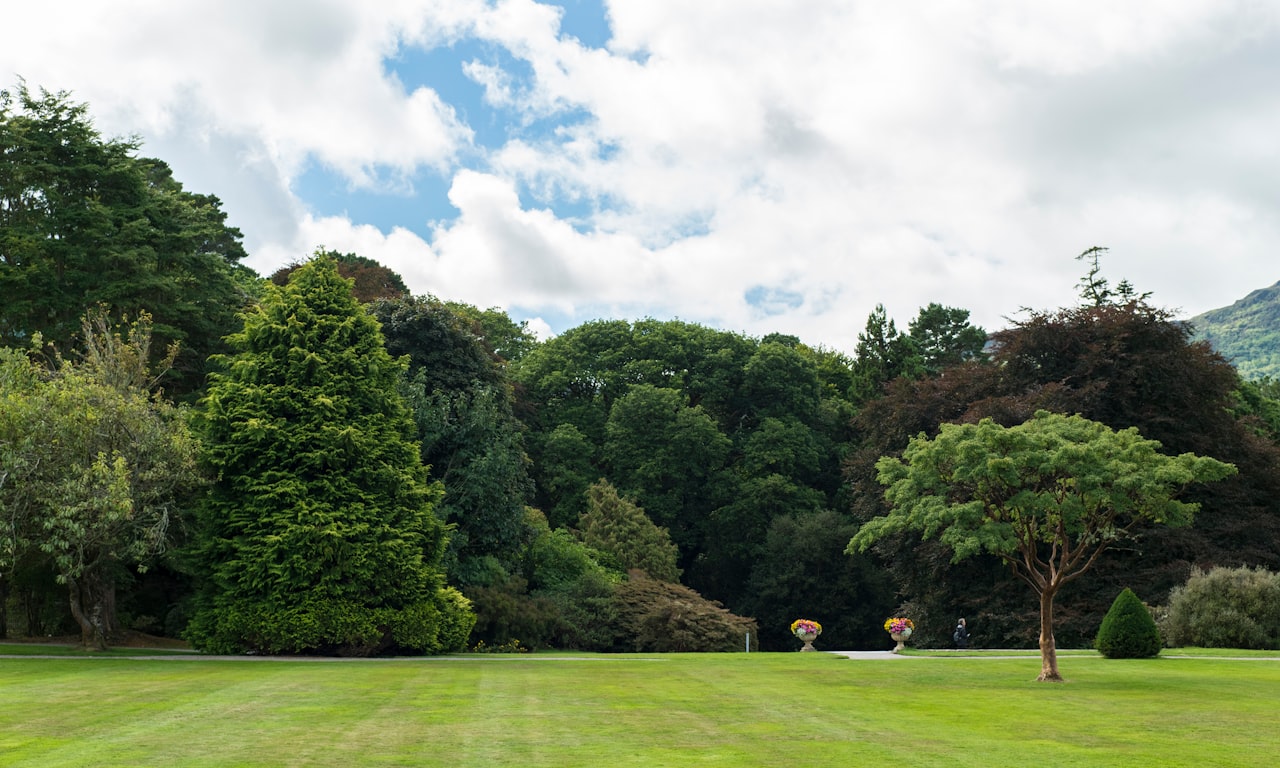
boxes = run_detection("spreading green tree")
[0,312,201,648]
[186,256,472,655]
[0,83,253,395]
[578,480,681,583]
[849,411,1236,681]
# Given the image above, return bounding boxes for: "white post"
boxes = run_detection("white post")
[745,632,750,653]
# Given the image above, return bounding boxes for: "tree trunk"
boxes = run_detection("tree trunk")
[1037,587,1063,682]
[66,574,110,651]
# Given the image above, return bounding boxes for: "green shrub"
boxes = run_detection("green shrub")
[464,576,563,650]
[1095,588,1161,658]
[1161,566,1280,649]
[184,594,475,656]
[432,587,478,653]
[545,569,624,651]
[613,571,757,652]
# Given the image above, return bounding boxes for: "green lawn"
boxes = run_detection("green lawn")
[1,650,1277,767]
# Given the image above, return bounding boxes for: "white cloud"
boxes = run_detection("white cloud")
[4,1,1279,353]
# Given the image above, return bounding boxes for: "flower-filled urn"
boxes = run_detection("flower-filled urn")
[883,617,915,653]
[790,619,822,652]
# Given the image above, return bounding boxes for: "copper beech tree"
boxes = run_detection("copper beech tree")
[848,411,1236,681]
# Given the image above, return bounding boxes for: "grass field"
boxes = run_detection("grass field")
[1,648,1277,767]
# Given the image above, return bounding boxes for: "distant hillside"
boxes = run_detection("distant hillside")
[1190,280,1280,381]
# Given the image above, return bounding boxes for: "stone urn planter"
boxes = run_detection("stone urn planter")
[791,619,822,652]
[883,618,915,653]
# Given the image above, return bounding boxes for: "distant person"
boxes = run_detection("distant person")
[953,618,969,649]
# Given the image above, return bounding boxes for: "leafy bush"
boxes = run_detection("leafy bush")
[1160,566,1280,649]
[385,588,477,655]
[544,569,624,651]
[526,527,610,592]
[183,594,474,656]
[1095,588,1161,658]
[613,571,757,652]
[464,576,562,650]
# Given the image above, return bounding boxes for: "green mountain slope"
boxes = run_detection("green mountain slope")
[1190,280,1280,380]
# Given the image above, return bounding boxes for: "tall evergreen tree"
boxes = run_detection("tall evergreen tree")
[850,304,920,403]
[186,256,472,655]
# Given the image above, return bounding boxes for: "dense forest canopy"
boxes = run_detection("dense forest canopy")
[4,84,1280,653]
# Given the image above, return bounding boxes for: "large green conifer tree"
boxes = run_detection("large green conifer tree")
[186,256,472,655]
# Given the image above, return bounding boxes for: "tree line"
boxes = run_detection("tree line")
[4,83,1280,654]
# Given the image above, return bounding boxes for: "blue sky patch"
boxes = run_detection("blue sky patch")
[386,39,513,151]
[293,162,455,238]
[745,286,805,317]
[545,0,612,49]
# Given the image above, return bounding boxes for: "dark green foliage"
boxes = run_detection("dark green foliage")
[536,424,597,529]
[186,256,470,655]
[849,303,986,402]
[372,294,502,391]
[465,576,561,650]
[742,510,896,651]
[1161,567,1280,649]
[741,342,821,422]
[907,303,988,374]
[603,384,732,554]
[1095,588,1162,659]
[613,572,758,652]
[512,318,865,640]
[464,507,619,651]
[579,481,681,582]
[371,295,534,578]
[850,304,920,403]
[1192,280,1280,381]
[0,83,251,396]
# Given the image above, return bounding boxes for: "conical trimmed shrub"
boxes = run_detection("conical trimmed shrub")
[1095,587,1162,659]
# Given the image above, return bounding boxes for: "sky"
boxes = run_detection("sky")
[4,1,1279,353]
